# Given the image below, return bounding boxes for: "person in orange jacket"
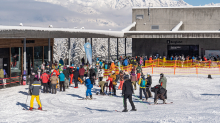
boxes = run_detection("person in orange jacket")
[110,61,115,70]
[41,71,49,93]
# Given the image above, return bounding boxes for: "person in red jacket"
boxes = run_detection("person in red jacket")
[106,74,113,95]
[203,56,207,61]
[41,71,49,93]
[69,67,74,85]
[79,65,85,83]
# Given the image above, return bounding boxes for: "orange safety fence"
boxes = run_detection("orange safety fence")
[103,59,220,76]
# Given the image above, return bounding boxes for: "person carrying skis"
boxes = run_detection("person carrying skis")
[146,73,152,97]
[50,72,59,94]
[122,75,136,112]
[138,75,148,101]
[85,77,93,99]
[159,73,167,100]
[29,77,42,110]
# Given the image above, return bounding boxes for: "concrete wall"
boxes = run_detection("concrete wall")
[132,38,220,57]
[132,7,220,31]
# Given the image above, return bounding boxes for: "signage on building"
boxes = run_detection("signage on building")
[167,40,182,44]
[168,46,189,50]
[21,40,35,43]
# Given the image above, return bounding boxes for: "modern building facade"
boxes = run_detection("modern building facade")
[127,6,220,59]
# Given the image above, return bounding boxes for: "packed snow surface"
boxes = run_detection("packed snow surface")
[1,74,220,122]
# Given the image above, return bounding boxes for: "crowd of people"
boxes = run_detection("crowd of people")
[28,57,168,112]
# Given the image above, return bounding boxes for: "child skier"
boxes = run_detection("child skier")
[29,77,42,110]
[85,77,93,99]
[138,75,148,101]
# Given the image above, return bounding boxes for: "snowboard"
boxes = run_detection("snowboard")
[149,102,173,105]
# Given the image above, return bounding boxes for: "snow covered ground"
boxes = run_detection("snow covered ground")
[1,74,220,122]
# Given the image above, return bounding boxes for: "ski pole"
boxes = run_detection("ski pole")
[133,94,148,109]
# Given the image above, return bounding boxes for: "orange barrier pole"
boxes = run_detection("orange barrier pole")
[196,65,198,76]
[158,59,159,66]
[174,60,176,75]
[219,65,220,73]
[152,64,153,74]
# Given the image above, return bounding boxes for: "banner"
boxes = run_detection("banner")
[84,42,92,65]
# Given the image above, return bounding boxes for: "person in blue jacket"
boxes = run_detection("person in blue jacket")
[123,58,128,66]
[59,58,64,66]
[59,71,66,92]
[85,77,93,99]
[99,60,103,68]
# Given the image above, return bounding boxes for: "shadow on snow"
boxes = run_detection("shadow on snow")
[16,102,29,110]
[201,94,220,96]
[85,107,114,112]
[18,91,29,95]
[67,94,84,99]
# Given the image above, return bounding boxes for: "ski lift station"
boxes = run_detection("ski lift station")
[0,6,220,86]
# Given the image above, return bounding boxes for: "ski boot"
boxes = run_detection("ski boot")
[163,99,166,104]
[38,107,42,110]
[122,108,128,112]
[29,107,33,111]
[85,96,90,100]
[130,108,137,111]
[154,99,158,104]
[90,95,93,99]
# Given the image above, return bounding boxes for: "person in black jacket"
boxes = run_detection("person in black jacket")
[152,85,166,104]
[29,72,35,95]
[89,67,96,85]
[122,75,136,112]
[146,73,152,97]
[73,68,79,88]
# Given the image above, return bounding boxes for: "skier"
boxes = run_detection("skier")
[29,77,42,110]
[159,73,167,100]
[40,70,49,93]
[50,72,59,94]
[85,77,93,99]
[111,71,117,95]
[29,72,35,95]
[79,65,85,83]
[118,70,124,90]
[89,66,96,85]
[136,64,142,81]
[98,80,107,95]
[138,75,148,101]
[98,68,104,81]
[73,68,79,88]
[123,58,128,66]
[59,71,65,92]
[106,74,113,95]
[122,75,136,112]
[130,71,137,91]
[152,85,166,104]
[146,73,152,97]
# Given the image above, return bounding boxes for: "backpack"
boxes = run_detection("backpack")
[140,79,146,88]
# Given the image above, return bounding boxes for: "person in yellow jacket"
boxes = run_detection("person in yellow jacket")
[29,77,42,110]
[163,56,166,67]
[138,75,148,101]
[110,61,115,70]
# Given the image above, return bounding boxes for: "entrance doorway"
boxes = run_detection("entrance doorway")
[167,45,199,59]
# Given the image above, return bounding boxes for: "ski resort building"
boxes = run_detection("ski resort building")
[1,6,220,87]
[127,6,220,58]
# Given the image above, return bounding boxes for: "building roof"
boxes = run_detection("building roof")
[132,6,220,9]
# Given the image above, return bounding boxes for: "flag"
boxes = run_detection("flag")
[84,42,92,65]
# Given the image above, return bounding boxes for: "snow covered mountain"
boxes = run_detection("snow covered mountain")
[34,0,191,30]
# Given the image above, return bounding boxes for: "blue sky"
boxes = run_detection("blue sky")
[184,0,220,6]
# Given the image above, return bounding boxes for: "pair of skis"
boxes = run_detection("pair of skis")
[23,108,47,111]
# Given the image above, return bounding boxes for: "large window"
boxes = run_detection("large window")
[34,46,43,72]
[11,47,21,77]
